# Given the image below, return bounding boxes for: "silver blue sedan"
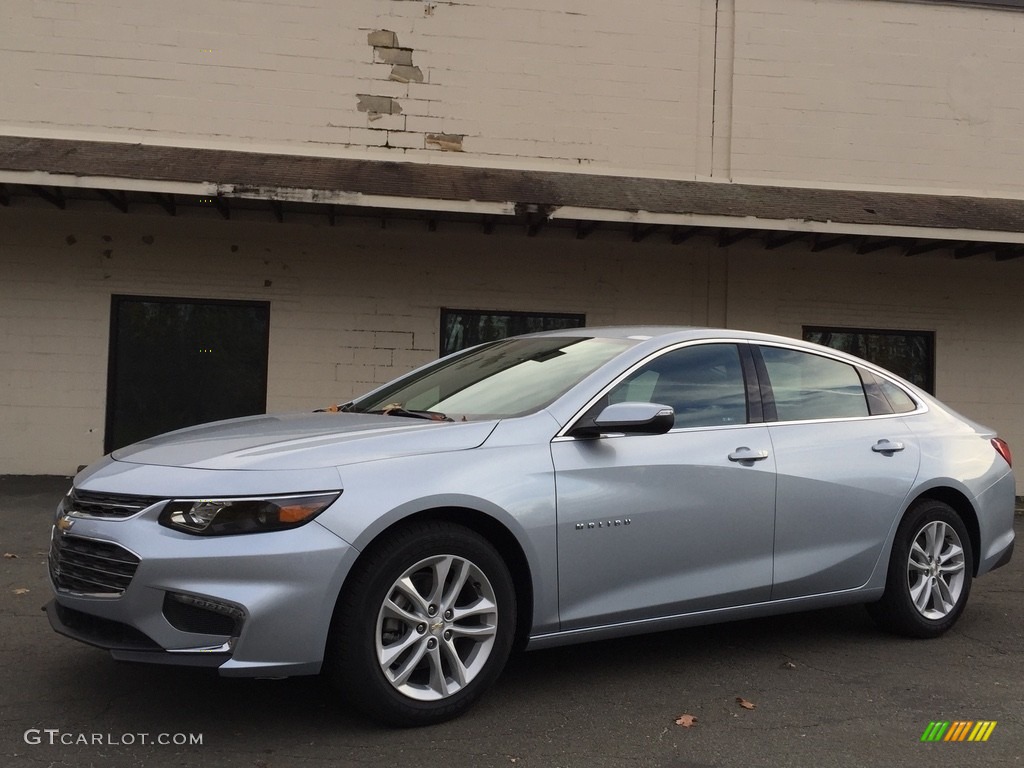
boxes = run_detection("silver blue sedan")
[47,327,1016,726]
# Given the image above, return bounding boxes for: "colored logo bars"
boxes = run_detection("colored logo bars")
[921,721,997,742]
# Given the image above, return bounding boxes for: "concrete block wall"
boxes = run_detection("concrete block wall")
[3,203,1024,485]
[0,203,713,475]
[5,0,1022,192]
[0,0,703,176]
[729,0,1024,193]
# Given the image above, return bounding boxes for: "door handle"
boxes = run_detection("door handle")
[872,439,905,454]
[728,447,769,462]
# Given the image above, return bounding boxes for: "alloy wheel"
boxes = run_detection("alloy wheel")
[375,554,499,701]
[906,520,966,620]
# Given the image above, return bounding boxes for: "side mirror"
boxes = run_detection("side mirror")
[570,402,675,438]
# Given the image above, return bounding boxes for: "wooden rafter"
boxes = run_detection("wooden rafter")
[904,240,950,257]
[630,223,659,243]
[810,234,855,252]
[856,236,900,254]
[671,226,702,245]
[150,192,176,216]
[764,231,804,250]
[718,229,749,248]
[98,189,128,213]
[954,242,994,259]
[30,185,65,209]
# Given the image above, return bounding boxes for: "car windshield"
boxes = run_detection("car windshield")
[351,336,635,420]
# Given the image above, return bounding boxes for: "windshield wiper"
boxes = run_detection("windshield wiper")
[314,401,354,413]
[370,405,452,422]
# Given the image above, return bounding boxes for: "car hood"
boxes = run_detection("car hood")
[111,412,500,470]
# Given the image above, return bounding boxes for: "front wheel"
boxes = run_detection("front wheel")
[867,500,973,638]
[327,521,516,726]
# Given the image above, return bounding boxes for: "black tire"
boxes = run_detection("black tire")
[867,500,973,638]
[327,520,516,726]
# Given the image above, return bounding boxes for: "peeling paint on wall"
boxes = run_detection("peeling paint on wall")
[426,133,464,152]
[389,65,424,84]
[357,94,403,116]
[367,29,398,48]
[367,30,424,85]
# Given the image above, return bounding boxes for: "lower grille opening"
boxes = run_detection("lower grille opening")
[162,593,242,636]
[50,602,161,650]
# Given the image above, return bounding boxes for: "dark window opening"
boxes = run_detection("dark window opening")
[803,326,935,394]
[105,296,270,453]
[440,309,585,356]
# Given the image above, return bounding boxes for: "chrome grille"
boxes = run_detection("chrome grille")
[65,490,162,519]
[49,533,141,596]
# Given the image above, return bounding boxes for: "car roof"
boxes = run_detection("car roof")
[525,325,824,349]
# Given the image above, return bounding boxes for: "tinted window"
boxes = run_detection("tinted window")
[607,344,747,428]
[861,371,919,416]
[760,346,868,421]
[878,378,918,414]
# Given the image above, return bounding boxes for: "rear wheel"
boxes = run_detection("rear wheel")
[867,500,973,638]
[327,521,516,726]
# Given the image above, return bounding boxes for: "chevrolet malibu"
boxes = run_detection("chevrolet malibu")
[47,327,1015,726]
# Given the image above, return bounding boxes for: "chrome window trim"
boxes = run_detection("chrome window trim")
[755,340,928,420]
[555,338,929,440]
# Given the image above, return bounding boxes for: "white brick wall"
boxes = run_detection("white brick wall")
[6,0,1024,191]
[0,202,712,474]
[0,0,703,175]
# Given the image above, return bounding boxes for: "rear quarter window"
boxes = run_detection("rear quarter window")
[877,377,918,414]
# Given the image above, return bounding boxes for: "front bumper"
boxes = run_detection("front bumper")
[48,507,357,678]
[45,600,231,667]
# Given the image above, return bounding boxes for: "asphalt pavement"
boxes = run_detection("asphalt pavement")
[1,475,1021,768]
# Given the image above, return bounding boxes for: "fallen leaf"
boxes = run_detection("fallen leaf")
[675,714,698,728]
[736,697,756,710]
[12,588,30,595]
[781,661,797,670]
[3,553,17,558]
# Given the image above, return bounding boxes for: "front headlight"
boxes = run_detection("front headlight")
[159,492,341,536]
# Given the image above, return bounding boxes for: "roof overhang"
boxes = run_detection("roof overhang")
[2,135,1024,258]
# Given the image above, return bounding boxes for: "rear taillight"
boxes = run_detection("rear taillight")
[992,437,1013,468]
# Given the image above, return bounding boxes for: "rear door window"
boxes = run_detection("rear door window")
[758,346,869,421]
